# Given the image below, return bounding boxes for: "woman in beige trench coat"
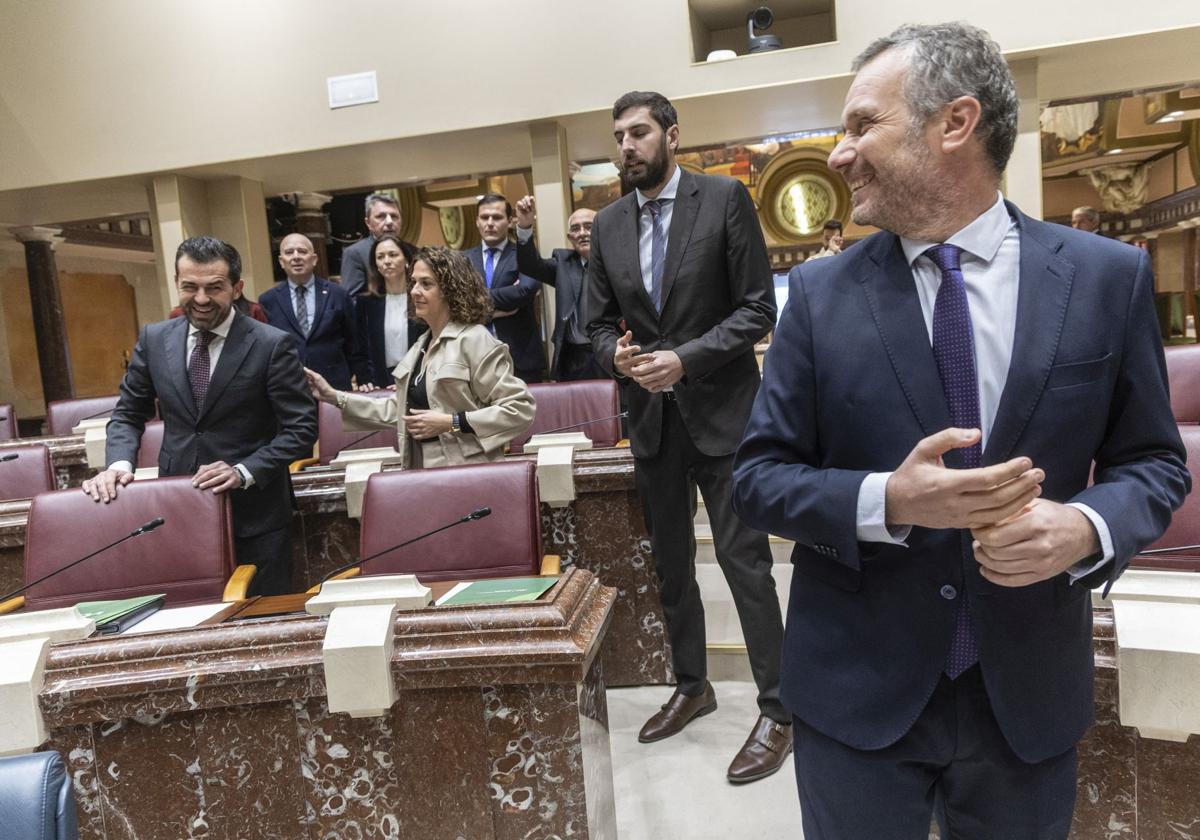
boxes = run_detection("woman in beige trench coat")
[306,246,535,468]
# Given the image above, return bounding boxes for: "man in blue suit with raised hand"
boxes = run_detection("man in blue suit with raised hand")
[732,22,1188,839]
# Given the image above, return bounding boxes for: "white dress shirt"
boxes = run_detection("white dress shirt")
[854,193,1112,576]
[288,277,315,334]
[635,164,681,298]
[110,307,254,487]
[383,293,409,368]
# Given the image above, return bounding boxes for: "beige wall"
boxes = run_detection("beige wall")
[2,0,1199,199]
[1155,231,1186,292]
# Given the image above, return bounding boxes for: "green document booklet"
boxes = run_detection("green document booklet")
[76,594,166,634]
[439,577,557,607]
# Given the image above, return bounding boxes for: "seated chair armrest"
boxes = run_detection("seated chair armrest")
[222,564,257,602]
[539,554,562,576]
[304,567,361,595]
[0,594,25,614]
[616,439,630,448]
[289,457,320,473]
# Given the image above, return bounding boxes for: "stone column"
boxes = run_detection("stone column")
[288,192,333,278]
[207,176,274,301]
[1004,59,1043,219]
[529,122,574,372]
[12,226,74,404]
[148,174,212,312]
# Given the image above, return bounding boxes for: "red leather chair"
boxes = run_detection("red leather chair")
[1165,344,1200,424]
[0,404,17,440]
[355,460,558,583]
[315,391,398,466]
[137,420,165,469]
[0,444,55,501]
[44,395,120,436]
[8,476,255,613]
[509,379,623,454]
[1134,424,1200,571]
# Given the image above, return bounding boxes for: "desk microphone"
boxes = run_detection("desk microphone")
[1137,543,1200,556]
[537,411,629,436]
[0,516,166,603]
[318,507,491,585]
[0,453,18,463]
[340,429,395,453]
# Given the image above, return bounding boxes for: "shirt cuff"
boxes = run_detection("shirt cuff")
[1065,502,1113,582]
[856,472,911,545]
[515,226,534,244]
[234,463,255,489]
[108,460,134,475]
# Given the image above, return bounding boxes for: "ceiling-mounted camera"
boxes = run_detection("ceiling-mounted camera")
[747,6,782,53]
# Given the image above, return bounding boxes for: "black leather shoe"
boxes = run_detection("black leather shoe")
[637,682,718,743]
[727,715,792,784]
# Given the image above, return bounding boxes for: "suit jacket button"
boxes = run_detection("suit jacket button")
[940,584,958,600]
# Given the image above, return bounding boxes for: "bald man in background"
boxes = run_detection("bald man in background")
[259,233,357,390]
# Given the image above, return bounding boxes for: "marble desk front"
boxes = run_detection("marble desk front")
[37,567,618,840]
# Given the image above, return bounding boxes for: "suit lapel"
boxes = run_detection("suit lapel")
[309,278,331,337]
[165,317,198,419]
[201,313,256,419]
[859,234,952,436]
[616,193,658,316]
[659,169,701,314]
[277,282,305,337]
[983,212,1074,464]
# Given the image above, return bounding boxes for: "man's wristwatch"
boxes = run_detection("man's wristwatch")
[450,412,462,434]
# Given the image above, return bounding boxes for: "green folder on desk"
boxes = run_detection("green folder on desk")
[76,594,166,635]
[439,577,557,607]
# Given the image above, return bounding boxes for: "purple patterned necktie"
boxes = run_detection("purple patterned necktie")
[189,330,214,410]
[925,244,980,678]
[644,198,671,312]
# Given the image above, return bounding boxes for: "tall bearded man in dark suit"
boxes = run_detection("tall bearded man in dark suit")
[587,90,790,783]
[82,236,318,596]
[732,23,1188,838]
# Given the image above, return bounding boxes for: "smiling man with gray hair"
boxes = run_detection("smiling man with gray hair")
[733,22,1187,838]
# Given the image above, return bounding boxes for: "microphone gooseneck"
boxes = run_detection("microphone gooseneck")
[537,411,629,437]
[0,516,166,603]
[318,507,491,585]
[0,453,18,463]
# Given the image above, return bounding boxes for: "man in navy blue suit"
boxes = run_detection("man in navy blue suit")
[463,194,546,383]
[260,233,356,390]
[732,23,1189,839]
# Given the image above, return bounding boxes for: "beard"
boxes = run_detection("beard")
[623,135,671,192]
[849,129,941,238]
[181,300,230,331]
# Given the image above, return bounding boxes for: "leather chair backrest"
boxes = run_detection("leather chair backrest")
[509,379,621,454]
[0,444,56,501]
[318,391,398,465]
[0,751,79,840]
[45,395,120,436]
[137,420,165,468]
[0,403,17,440]
[1136,424,1200,571]
[359,460,541,582]
[1165,344,1200,423]
[23,476,236,611]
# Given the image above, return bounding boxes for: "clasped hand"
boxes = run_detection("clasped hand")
[403,410,452,440]
[885,427,1099,587]
[614,331,683,393]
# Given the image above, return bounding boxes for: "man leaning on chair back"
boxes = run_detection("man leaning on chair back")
[81,236,318,596]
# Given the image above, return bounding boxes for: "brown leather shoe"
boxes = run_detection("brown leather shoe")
[726,715,792,784]
[637,682,718,743]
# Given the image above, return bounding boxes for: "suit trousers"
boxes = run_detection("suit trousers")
[792,665,1077,840]
[633,396,786,722]
[556,342,606,382]
[237,524,293,597]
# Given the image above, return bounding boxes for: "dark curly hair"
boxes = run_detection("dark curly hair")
[363,234,415,298]
[410,246,493,326]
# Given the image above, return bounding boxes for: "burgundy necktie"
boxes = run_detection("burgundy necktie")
[925,244,980,678]
[189,330,214,410]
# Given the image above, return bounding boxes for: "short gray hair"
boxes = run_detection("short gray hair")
[853,22,1018,176]
[363,192,400,216]
[1072,206,1100,222]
